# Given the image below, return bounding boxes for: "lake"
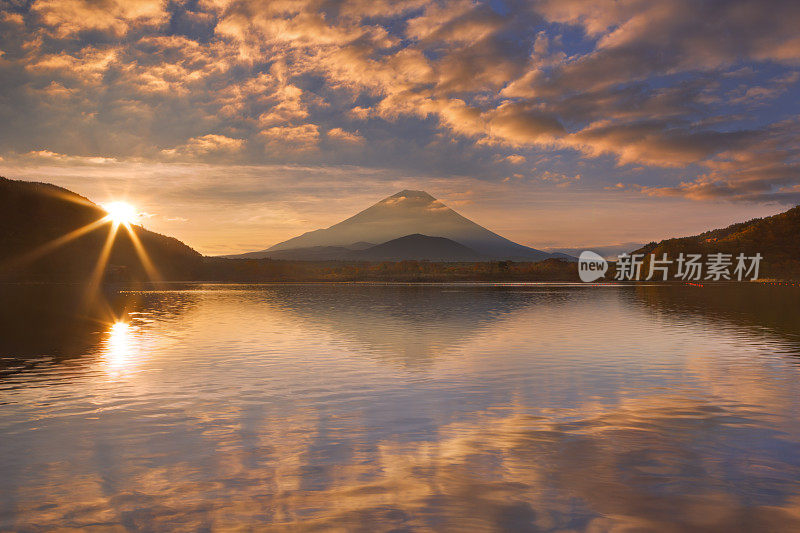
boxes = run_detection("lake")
[2,283,800,531]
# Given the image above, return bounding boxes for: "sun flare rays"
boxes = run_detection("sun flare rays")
[0,217,109,273]
[2,194,162,317]
[80,200,162,305]
[101,201,139,227]
[125,227,161,282]
[83,221,120,304]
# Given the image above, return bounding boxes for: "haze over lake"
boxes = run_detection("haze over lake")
[2,284,800,531]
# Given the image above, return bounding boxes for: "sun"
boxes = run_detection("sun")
[103,201,138,226]
[110,321,130,334]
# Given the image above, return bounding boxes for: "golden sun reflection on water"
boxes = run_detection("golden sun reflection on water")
[103,321,140,374]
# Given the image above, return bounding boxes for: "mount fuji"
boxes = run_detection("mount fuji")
[231,190,568,262]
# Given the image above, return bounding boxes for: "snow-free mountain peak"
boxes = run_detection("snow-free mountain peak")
[235,190,558,261]
[387,190,437,201]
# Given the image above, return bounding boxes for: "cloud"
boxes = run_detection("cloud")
[486,103,565,146]
[256,83,311,127]
[726,71,800,105]
[260,124,320,150]
[326,128,364,144]
[25,47,120,84]
[640,119,800,202]
[532,0,800,92]
[1,0,799,203]
[23,150,118,165]
[561,121,754,168]
[162,134,245,157]
[31,0,168,37]
[538,170,581,187]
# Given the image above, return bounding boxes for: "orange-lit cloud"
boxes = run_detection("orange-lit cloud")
[31,0,168,37]
[1,0,799,248]
[162,134,245,158]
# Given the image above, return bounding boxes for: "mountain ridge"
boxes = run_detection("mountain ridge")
[0,176,202,281]
[634,205,800,279]
[233,189,558,261]
[353,234,485,261]
[5,177,800,281]
[225,234,488,262]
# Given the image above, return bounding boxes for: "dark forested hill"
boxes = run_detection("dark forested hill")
[634,205,800,279]
[240,234,488,262]
[352,234,485,261]
[0,177,201,281]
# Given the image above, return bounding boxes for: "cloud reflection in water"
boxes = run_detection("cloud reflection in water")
[2,285,800,530]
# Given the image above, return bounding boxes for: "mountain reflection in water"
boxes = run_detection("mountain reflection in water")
[1,283,800,531]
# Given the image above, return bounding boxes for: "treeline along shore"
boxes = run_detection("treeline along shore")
[199,257,579,282]
[3,177,800,283]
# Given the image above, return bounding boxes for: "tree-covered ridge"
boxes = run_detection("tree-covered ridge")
[635,205,800,279]
[0,177,202,282]
[201,258,578,283]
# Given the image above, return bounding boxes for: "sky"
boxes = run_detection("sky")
[0,0,799,255]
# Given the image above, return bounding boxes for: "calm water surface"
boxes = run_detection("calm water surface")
[2,283,800,531]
